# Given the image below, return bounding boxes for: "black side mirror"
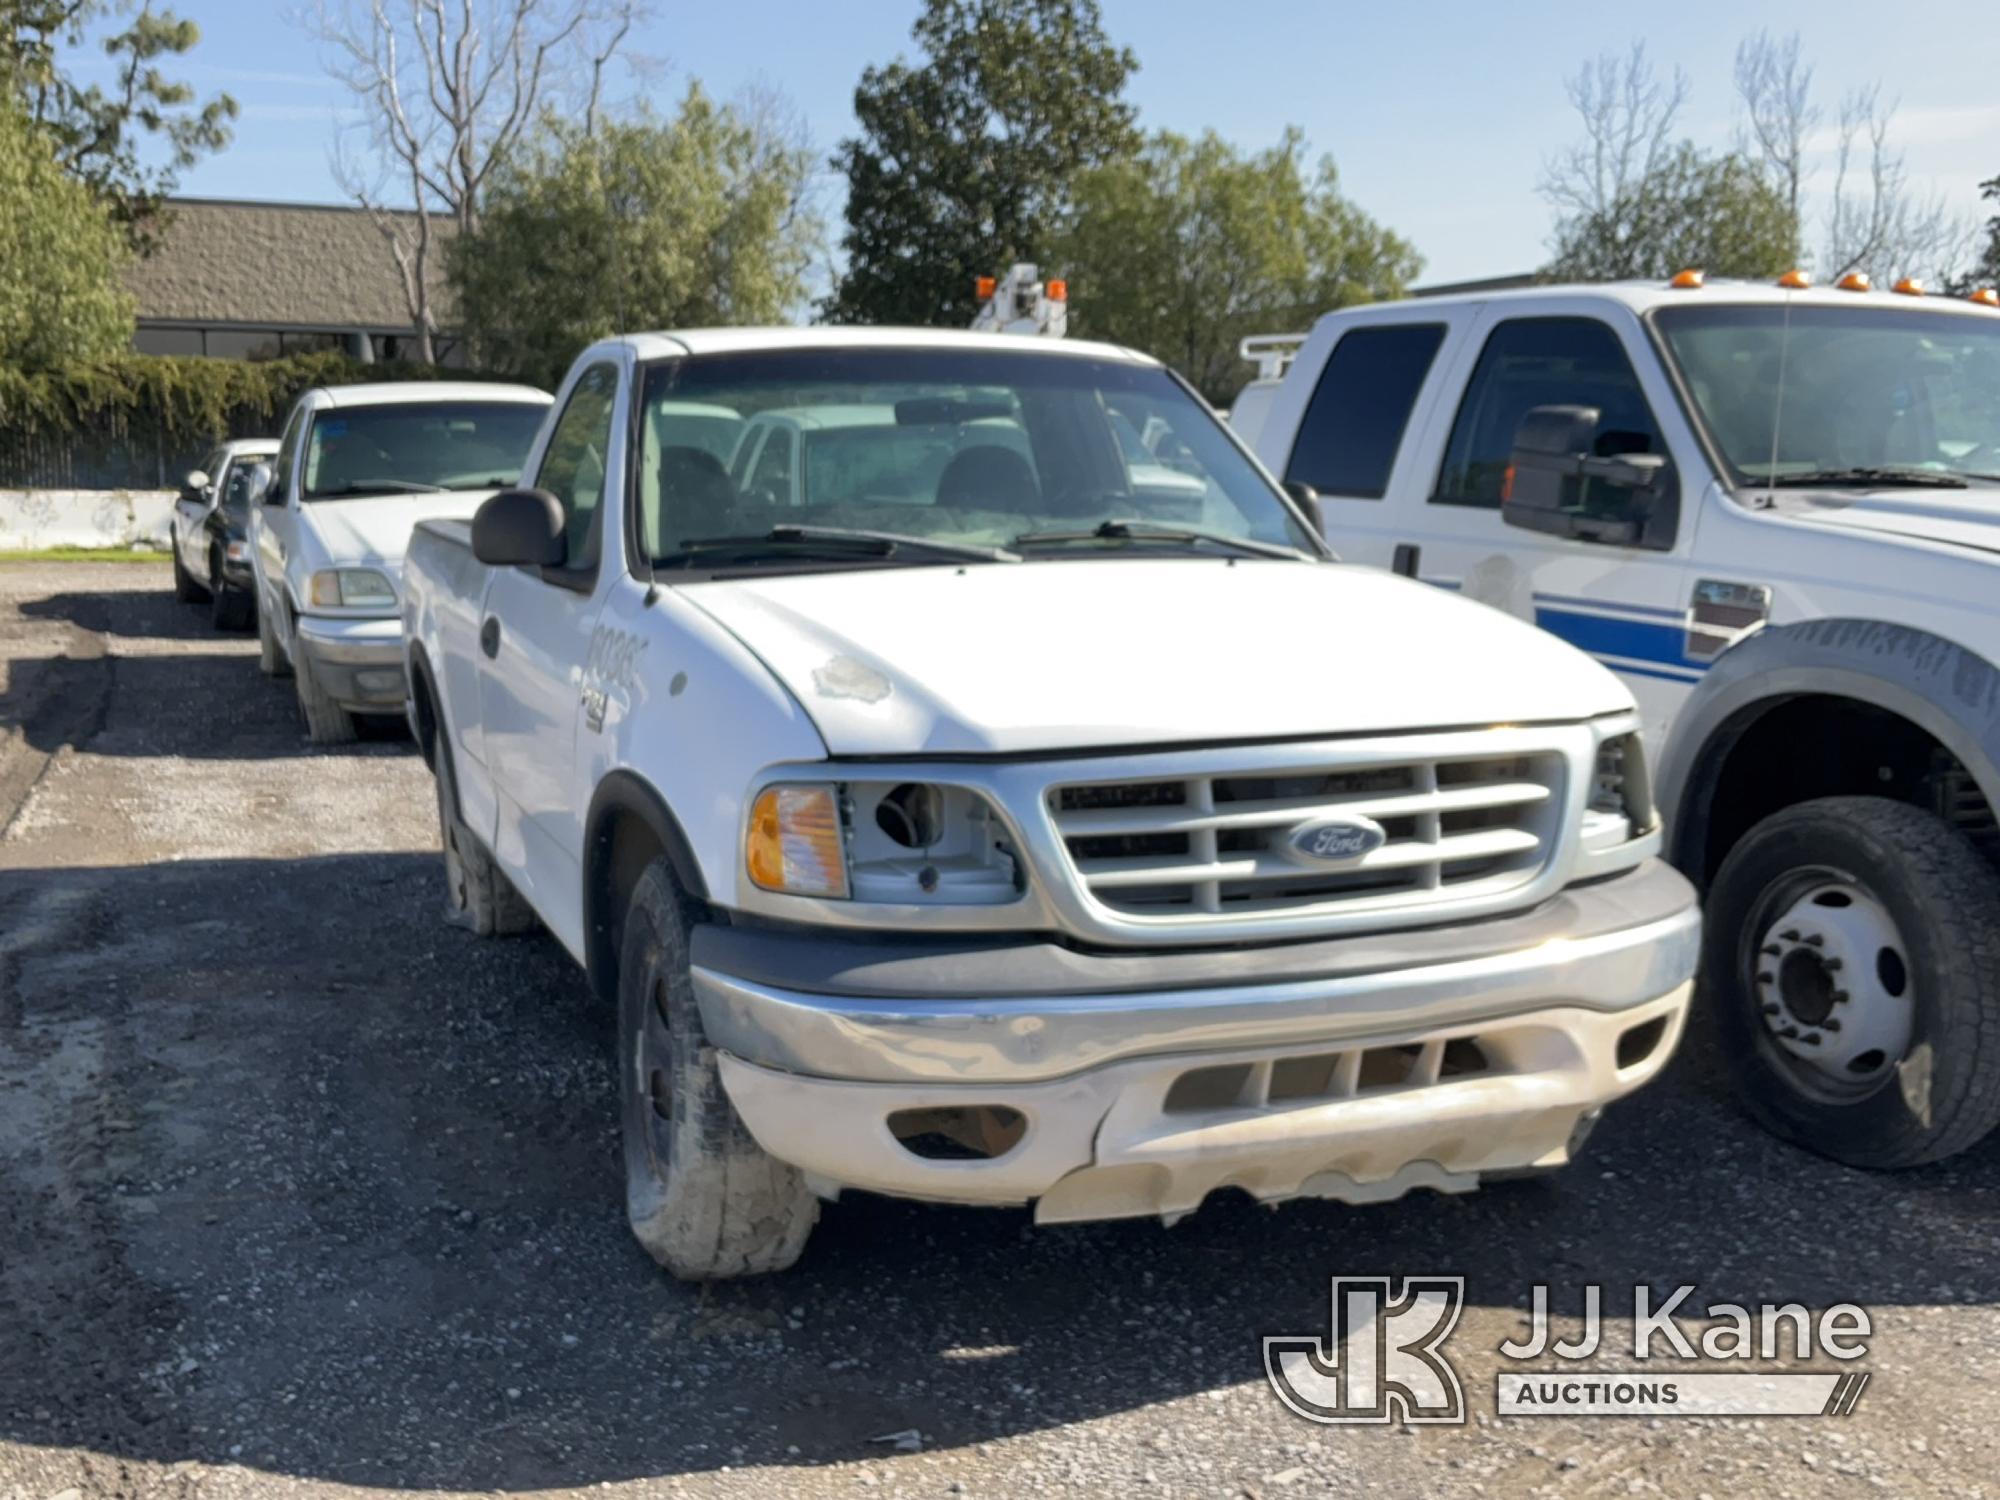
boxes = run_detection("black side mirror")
[472,488,566,567]
[1282,479,1331,546]
[1502,404,1674,549]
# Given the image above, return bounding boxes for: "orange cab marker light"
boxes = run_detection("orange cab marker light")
[1893,277,1926,296]
[974,276,997,300]
[1837,272,1872,292]
[1669,268,1705,289]
[1777,269,1811,289]
[1045,278,1068,302]
[1971,288,2000,307]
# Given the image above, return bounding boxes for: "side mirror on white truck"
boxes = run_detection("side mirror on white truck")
[1250,272,2000,1170]
[1504,403,1677,549]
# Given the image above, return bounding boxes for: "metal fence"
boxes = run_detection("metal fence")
[0,405,273,491]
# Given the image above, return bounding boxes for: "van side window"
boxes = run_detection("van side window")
[534,362,620,571]
[1433,317,1664,509]
[1284,324,1445,499]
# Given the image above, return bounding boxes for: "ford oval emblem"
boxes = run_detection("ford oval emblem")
[1285,815,1387,866]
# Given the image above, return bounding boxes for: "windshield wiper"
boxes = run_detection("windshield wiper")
[1012,518,1311,560]
[309,480,447,497]
[1762,467,1969,490]
[666,525,1020,566]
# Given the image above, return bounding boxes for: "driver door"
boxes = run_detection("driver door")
[478,359,625,942]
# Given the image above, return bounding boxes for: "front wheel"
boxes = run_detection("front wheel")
[1706,795,2000,1168]
[294,652,357,744]
[618,858,817,1280]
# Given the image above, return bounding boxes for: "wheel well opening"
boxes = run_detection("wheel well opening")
[588,810,666,1007]
[1687,694,1999,883]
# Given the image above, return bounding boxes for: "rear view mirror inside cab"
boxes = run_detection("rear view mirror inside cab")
[1502,403,1676,550]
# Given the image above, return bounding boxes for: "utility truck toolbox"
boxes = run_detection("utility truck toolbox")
[1251,269,2000,1169]
[401,324,1698,1280]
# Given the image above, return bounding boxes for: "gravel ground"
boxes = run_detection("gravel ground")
[2,561,1998,1500]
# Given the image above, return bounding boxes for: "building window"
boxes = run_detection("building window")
[134,326,204,356]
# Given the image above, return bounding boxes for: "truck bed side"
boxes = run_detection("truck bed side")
[404,518,500,843]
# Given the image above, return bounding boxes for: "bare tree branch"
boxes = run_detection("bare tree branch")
[1733,29,1817,222]
[308,0,648,361]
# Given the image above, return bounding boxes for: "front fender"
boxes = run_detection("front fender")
[1658,618,2000,868]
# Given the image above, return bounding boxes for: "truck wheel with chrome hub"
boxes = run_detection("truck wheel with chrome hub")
[256,594,291,678]
[1706,795,2000,1167]
[617,858,817,1280]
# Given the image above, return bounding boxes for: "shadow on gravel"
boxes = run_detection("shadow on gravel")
[19,586,216,644]
[1,649,410,758]
[3,851,1998,1491]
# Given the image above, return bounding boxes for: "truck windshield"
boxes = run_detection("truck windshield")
[302,402,547,500]
[637,347,1316,566]
[1655,304,2000,484]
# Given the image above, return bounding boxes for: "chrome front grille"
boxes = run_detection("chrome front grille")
[1048,750,1565,922]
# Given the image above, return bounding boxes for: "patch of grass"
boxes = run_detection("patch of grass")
[0,546,169,563]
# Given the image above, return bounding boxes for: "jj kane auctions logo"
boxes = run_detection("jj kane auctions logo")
[1265,1279,1873,1424]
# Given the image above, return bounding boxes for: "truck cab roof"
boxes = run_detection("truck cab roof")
[593,326,1156,365]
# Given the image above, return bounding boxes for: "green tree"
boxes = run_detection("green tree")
[1546,143,1798,281]
[0,97,134,367]
[450,86,819,390]
[826,0,1138,327]
[2,1,236,252]
[1056,128,1420,404]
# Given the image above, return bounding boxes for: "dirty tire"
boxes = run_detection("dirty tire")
[619,858,817,1280]
[1706,795,2000,1168]
[208,553,253,631]
[433,737,537,936]
[171,536,207,602]
[256,596,291,678]
[294,652,357,745]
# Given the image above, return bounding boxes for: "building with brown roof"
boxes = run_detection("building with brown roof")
[123,197,457,362]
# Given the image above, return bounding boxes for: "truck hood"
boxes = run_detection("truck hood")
[302,489,497,565]
[1787,488,2000,556]
[684,558,1631,756]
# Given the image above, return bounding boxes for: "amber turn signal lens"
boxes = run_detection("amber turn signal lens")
[747,785,848,899]
[1045,278,1068,301]
[1972,288,2000,307]
[1837,272,1872,292]
[1892,277,1926,296]
[974,276,997,300]
[1777,269,1811,289]
[1668,268,1705,289]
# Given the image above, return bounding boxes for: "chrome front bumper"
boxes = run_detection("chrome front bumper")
[696,861,1700,1222]
[294,614,407,712]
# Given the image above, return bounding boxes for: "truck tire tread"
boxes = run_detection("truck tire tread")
[1706,794,2000,1167]
[294,652,357,744]
[619,859,817,1280]
[434,742,537,936]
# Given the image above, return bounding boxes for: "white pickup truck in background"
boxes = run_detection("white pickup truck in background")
[247,381,552,742]
[401,325,1698,1280]
[1253,273,2000,1167]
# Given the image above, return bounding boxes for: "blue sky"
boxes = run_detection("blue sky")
[127,0,2000,286]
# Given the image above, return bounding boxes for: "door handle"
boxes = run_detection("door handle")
[480,616,501,659]
[1391,543,1421,579]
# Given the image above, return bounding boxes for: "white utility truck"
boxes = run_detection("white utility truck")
[400,325,1698,1280]
[247,381,552,742]
[1251,272,2000,1167]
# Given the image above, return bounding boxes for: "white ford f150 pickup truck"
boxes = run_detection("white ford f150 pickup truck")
[401,327,1699,1280]
[1252,272,2000,1168]
[248,380,552,742]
